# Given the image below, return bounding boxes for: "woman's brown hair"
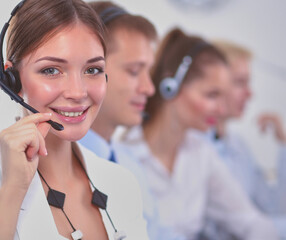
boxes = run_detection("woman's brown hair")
[7,0,106,68]
[145,27,227,121]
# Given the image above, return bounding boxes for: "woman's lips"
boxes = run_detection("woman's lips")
[52,107,89,124]
[206,117,217,125]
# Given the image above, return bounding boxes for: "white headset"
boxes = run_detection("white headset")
[159,41,210,100]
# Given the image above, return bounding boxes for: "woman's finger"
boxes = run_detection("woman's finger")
[37,122,51,156]
[14,113,52,128]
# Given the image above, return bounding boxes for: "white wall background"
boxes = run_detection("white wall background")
[1,0,286,171]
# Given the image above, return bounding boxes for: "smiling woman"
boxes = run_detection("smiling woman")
[0,0,149,240]
[15,23,107,141]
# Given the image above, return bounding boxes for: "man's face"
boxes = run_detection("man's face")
[99,29,155,127]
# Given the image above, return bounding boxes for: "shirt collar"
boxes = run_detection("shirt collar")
[122,126,151,161]
[79,129,111,160]
[123,126,171,175]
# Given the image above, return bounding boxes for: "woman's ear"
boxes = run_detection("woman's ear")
[4,60,13,70]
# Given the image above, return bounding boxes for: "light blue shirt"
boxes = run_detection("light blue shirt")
[193,129,286,240]
[79,129,185,240]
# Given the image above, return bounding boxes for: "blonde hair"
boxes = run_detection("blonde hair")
[212,40,252,64]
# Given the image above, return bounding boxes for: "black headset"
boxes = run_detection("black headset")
[159,41,211,100]
[99,6,128,24]
[0,2,131,239]
[0,1,63,131]
[0,1,26,97]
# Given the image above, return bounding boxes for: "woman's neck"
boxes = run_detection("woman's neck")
[38,133,75,185]
[143,108,186,173]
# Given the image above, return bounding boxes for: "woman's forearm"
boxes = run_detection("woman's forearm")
[0,184,26,240]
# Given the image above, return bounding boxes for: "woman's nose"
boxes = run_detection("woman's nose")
[216,97,228,117]
[63,73,88,100]
[245,87,252,100]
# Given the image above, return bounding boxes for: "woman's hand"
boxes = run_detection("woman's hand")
[0,113,52,192]
[258,113,286,144]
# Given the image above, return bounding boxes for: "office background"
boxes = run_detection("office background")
[1,0,285,173]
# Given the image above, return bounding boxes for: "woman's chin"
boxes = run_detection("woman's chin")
[52,128,88,142]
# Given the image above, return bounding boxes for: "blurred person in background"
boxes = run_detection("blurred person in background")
[79,2,184,239]
[196,40,286,239]
[118,27,278,240]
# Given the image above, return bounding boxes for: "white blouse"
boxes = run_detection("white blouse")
[0,143,149,240]
[119,126,278,240]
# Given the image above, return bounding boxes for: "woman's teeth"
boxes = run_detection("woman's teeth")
[56,110,84,117]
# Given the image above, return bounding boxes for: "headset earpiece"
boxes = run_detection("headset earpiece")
[0,1,27,95]
[160,56,192,100]
[159,77,180,100]
[159,41,211,100]
[4,67,22,94]
[0,0,64,131]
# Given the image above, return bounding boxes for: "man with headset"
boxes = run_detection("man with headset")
[79,2,185,240]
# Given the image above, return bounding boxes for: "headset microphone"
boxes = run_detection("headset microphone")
[0,79,63,131]
[0,0,63,131]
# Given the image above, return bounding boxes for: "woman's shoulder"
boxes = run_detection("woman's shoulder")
[78,143,141,193]
[78,143,145,228]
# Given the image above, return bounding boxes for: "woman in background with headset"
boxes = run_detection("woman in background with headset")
[119,27,278,239]
[0,0,148,239]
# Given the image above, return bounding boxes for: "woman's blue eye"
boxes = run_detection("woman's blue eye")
[85,67,102,75]
[41,68,60,75]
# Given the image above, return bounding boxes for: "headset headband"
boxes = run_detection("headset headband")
[187,41,210,62]
[159,39,212,100]
[173,41,211,83]
[0,0,26,75]
[99,6,128,24]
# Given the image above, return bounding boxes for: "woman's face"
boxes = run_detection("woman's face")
[175,63,230,131]
[17,22,106,141]
[226,57,252,118]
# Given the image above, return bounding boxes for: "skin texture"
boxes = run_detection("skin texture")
[224,57,252,119]
[144,62,230,172]
[91,29,155,140]
[174,63,230,131]
[258,113,286,144]
[18,23,107,141]
[221,56,285,143]
[0,22,108,240]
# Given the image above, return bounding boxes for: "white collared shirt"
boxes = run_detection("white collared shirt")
[120,126,279,240]
[0,143,149,240]
[80,130,185,240]
[191,128,286,239]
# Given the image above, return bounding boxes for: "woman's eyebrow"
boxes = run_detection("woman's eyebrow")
[86,56,105,63]
[35,56,67,63]
[35,56,105,64]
